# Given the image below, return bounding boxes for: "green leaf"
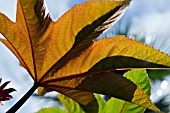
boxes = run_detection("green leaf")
[38,87,98,113]
[102,70,151,113]
[44,71,160,112]
[58,94,85,113]
[148,70,170,81]
[36,70,161,113]
[124,70,151,96]
[94,94,106,113]
[36,69,158,113]
[36,107,66,113]
[54,88,98,113]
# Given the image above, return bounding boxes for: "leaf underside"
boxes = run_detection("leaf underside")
[0,0,169,113]
[102,70,151,113]
[37,70,158,113]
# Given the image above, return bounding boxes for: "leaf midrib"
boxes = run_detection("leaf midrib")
[19,1,37,81]
[38,4,125,83]
[41,66,170,85]
[42,80,137,98]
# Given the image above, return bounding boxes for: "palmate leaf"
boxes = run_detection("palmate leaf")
[0,0,129,81]
[40,36,170,112]
[0,0,51,80]
[0,0,131,112]
[36,70,152,113]
[0,0,169,113]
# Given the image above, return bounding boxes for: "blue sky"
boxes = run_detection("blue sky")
[1,0,170,113]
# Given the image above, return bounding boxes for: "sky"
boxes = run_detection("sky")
[101,0,170,54]
[1,0,170,113]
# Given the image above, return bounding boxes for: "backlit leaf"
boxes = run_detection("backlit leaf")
[1,0,131,112]
[58,94,85,113]
[36,107,66,113]
[41,36,169,112]
[0,0,51,80]
[50,70,159,113]
[0,0,130,81]
[147,70,170,81]
[0,0,169,113]
[102,70,151,113]
[0,39,27,68]
[42,35,170,92]
[124,70,151,96]
[47,88,98,113]
[43,71,161,112]
[47,35,170,81]
[39,0,131,81]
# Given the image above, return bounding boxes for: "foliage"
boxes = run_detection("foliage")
[147,70,170,81]
[0,0,170,112]
[37,107,66,113]
[0,78,16,105]
[37,70,151,113]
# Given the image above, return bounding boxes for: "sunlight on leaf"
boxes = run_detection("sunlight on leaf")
[0,0,130,81]
[58,94,85,113]
[48,35,170,81]
[38,70,160,113]
[100,70,151,113]
[0,0,169,113]
[1,0,131,112]
[36,107,66,113]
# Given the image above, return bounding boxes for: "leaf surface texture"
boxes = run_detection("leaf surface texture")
[0,0,168,112]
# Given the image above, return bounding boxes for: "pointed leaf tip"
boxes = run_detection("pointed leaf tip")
[132,87,162,113]
[0,81,10,91]
[0,79,16,105]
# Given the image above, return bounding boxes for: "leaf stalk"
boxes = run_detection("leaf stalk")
[6,82,40,113]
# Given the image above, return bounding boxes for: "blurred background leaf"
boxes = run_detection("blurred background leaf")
[145,95,170,113]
